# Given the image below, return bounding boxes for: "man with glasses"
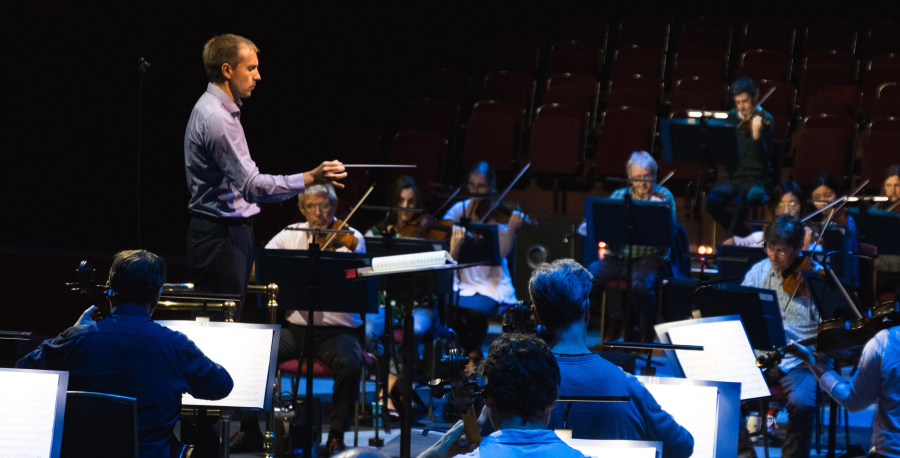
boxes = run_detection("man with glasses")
[577,151,676,343]
[741,214,821,458]
[236,183,365,455]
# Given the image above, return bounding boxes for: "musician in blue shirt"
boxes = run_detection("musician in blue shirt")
[17,250,234,458]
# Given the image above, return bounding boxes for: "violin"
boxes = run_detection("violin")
[316,219,360,251]
[472,199,537,226]
[398,214,484,243]
[780,254,826,298]
[738,86,776,135]
[428,349,486,447]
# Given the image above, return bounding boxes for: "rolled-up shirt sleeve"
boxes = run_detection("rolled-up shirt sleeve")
[819,330,885,412]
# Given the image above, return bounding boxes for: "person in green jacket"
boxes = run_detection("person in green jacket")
[706,77,775,237]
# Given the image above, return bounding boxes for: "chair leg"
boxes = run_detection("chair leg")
[354,364,363,447]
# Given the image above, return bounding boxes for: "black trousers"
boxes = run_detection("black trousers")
[186,215,254,319]
[706,179,770,237]
[281,323,365,436]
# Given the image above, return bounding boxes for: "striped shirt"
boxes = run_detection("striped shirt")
[184,83,306,218]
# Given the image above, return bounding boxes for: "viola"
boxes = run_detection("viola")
[316,219,359,251]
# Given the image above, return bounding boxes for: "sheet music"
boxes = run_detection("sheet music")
[641,383,718,458]
[165,325,274,409]
[371,250,453,272]
[557,438,657,458]
[0,371,61,457]
[666,320,770,400]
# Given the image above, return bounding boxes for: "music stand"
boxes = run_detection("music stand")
[661,117,740,244]
[456,223,501,266]
[0,368,68,458]
[801,270,860,320]
[850,208,900,255]
[690,283,786,351]
[714,245,767,280]
[256,247,378,458]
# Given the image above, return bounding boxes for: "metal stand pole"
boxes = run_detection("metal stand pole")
[220,411,232,458]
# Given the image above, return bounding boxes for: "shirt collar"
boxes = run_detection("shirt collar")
[206,82,242,116]
[110,303,152,318]
[736,104,762,121]
[488,429,562,444]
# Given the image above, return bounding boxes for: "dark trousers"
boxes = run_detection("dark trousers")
[589,256,665,342]
[706,179,770,237]
[766,365,818,458]
[453,295,498,357]
[186,215,254,319]
[281,323,364,436]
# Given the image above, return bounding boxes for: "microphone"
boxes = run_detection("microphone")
[138,57,151,74]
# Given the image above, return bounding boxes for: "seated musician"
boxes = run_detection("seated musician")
[443,161,524,370]
[17,250,234,458]
[706,77,775,237]
[418,332,589,458]
[875,165,900,310]
[236,183,365,455]
[742,214,822,458]
[808,172,859,287]
[727,181,813,249]
[876,164,900,211]
[577,151,677,343]
[531,259,694,458]
[786,326,900,458]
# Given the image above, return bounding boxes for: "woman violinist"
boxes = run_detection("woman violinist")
[808,172,860,287]
[875,165,900,305]
[443,161,524,369]
[726,181,814,249]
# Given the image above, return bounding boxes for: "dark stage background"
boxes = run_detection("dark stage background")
[2,0,889,342]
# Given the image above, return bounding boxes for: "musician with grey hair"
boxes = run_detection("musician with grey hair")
[577,151,677,342]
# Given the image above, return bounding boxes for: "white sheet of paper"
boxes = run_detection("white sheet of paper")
[558,437,657,458]
[0,371,61,458]
[666,320,770,400]
[166,325,274,409]
[641,382,718,458]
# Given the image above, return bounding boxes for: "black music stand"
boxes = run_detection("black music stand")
[347,260,490,458]
[456,223,501,266]
[801,270,860,321]
[850,208,900,256]
[715,245,767,280]
[661,117,740,244]
[256,247,378,458]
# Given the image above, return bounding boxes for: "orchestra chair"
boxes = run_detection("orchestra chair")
[486,39,540,75]
[742,18,796,55]
[800,114,859,169]
[738,49,793,82]
[861,67,900,120]
[801,20,858,57]
[547,40,603,77]
[544,73,602,129]
[60,391,138,458]
[462,100,526,172]
[607,75,664,112]
[480,71,536,121]
[862,22,900,62]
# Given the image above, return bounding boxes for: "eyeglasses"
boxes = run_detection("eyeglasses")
[628,175,656,183]
[765,245,794,256]
[467,182,491,191]
[776,202,801,210]
[302,202,334,212]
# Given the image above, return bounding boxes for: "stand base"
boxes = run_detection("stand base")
[369,437,385,447]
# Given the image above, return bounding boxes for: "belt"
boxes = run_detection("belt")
[191,213,254,226]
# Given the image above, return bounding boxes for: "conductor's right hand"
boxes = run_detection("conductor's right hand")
[305,160,347,188]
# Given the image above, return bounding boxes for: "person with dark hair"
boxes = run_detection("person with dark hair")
[727,181,813,248]
[184,33,347,318]
[16,250,234,458]
[877,164,900,211]
[741,215,822,458]
[875,165,900,309]
[528,259,694,458]
[706,76,775,237]
[808,172,859,287]
[418,332,588,458]
[443,161,523,371]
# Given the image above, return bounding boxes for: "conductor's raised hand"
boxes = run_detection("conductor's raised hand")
[305,160,347,188]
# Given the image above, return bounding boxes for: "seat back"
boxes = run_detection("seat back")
[608,75,664,111]
[793,128,850,188]
[758,80,796,116]
[611,45,666,80]
[618,14,670,51]
[548,40,602,77]
[860,131,900,191]
[739,49,793,81]
[61,391,138,458]
[802,20,858,56]
[594,108,656,177]
[742,17,795,54]
[529,104,588,175]
[487,39,539,75]
[798,64,854,116]
[863,21,900,61]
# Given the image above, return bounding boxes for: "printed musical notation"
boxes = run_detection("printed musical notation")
[0,371,61,458]
[166,325,274,409]
[642,383,718,458]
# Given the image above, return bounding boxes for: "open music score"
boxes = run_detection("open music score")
[556,438,660,458]
[0,369,68,458]
[157,321,279,410]
[641,383,718,458]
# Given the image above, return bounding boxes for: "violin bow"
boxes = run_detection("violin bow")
[757,86,777,108]
[322,184,376,250]
[476,162,531,224]
[657,171,675,188]
[887,199,900,212]
[412,185,462,238]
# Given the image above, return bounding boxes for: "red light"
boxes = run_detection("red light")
[598,241,607,248]
[698,246,712,255]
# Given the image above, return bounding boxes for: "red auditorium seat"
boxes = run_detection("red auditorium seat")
[772,114,790,142]
[871,87,900,120]
[672,47,727,81]
[611,45,667,80]
[548,41,603,77]
[817,85,862,118]
[560,13,609,48]
[738,49,792,82]
[678,29,729,53]
[797,64,854,117]
[618,14,670,51]
[800,51,860,81]
[863,22,900,62]
[860,131,900,190]
[543,73,601,128]
[681,16,732,51]
[861,67,900,120]
[742,18,795,54]
[867,54,900,74]
[607,75,664,112]
[462,101,526,172]
[389,131,447,199]
[529,104,589,175]
[801,114,859,161]
[421,68,472,107]
[480,71,536,119]
[487,39,540,75]
[793,128,850,188]
[806,96,855,118]
[401,98,459,141]
[758,80,796,116]
[671,77,729,111]
[802,20,858,57]
[326,128,381,199]
[594,107,657,177]
[868,117,900,133]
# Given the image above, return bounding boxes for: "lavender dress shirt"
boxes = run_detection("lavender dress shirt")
[184,83,305,218]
